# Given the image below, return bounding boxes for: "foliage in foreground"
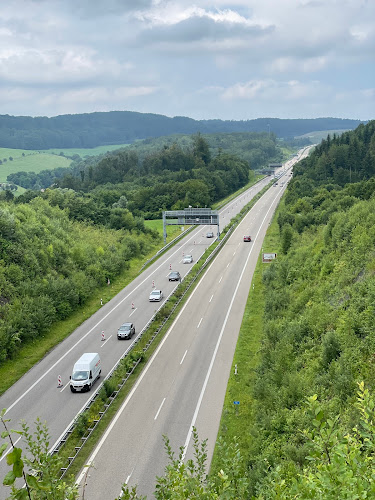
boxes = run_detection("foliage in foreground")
[3,383,375,499]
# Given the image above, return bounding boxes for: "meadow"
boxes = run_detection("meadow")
[0,144,128,183]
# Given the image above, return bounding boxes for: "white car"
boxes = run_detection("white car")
[183,254,193,264]
[149,289,163,302]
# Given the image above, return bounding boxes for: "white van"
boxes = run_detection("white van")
[70,353,101,393]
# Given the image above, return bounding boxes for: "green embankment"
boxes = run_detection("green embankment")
[212,120,375,497]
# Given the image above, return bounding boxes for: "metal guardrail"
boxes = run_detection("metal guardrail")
[56,224,235,479]
[55,184,264,478]
[139,227,192,273]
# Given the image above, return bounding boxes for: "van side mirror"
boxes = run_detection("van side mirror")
[89,371,93,379]
[69,376,71,379]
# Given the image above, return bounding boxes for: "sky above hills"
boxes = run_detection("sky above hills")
[1,0,374,121]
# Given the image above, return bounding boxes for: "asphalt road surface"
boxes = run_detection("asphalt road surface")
[0,148,309,498]
[77,151,310,499]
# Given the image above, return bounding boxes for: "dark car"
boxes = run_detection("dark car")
[168,271,181,282]
[243,235,252,242]
[117,322,135,340]
[206,231,214,238]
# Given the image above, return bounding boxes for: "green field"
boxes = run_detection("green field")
[40,143,129,156]
[0,144,129,184]
[296,129,351,142]
[0,151,70,183]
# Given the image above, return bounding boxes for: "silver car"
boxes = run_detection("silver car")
[149,289,163,302]
[183,254,193,264]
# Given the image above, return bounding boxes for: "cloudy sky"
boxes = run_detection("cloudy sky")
[0,0,374,120]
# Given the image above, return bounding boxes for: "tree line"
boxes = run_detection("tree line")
[2,123,375,498]
[0,111,363,149]
[0,198,158,363]
[9,133,277,220]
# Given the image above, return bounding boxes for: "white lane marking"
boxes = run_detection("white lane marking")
[0,436,22,463]
[60,383,70,393]
[209,295,213,303]
[181,187,280,461]
[72,178,271,481]
[154,398,166,420]
[76,247,226,486]
[233,251,236,256]
[219,276,222,283]
[197,318,203,329]
[100,335,112,347]
[125,467,135,486]
[129,308,137,317]
[180,350,188,365]
[5,224,206,414]
[226,262,230,268]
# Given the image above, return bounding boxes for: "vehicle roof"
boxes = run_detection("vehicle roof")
[150,289,161,293]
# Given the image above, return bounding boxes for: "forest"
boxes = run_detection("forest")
[242,119,375,497]
[0,111,363,149]
[7,131,281,192]
[8,133,279,220]
[0,134,275,363]
[2,122,375,498]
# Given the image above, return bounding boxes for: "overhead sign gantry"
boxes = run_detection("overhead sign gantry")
[162,207,219,244]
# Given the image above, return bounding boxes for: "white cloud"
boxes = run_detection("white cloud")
[0,0,373,119]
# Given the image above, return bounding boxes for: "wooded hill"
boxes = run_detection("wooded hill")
[0,133,277,363]
[0,111,363,149]
[9,133,280,219]
[243,120,375,497]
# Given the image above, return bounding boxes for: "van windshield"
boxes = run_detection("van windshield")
[72,370,89,381]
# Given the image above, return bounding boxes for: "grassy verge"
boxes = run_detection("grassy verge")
[54,182,273,478]
[0,225,182,395]
[210,199,282,473]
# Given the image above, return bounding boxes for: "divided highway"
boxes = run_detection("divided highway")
[0,149,308,497]
[76,152,309,498]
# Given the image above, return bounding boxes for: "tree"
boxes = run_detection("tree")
[0,409,79,499]
[193,133,211,166]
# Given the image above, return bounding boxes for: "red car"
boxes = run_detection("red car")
[243,235,252,242]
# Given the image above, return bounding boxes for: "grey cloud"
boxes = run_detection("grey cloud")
[137,14,273,47]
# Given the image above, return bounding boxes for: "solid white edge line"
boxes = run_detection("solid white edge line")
[76,252,221,486]
[5,223,210,415]
[181,190,279,461]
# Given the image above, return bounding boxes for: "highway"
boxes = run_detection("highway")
[76,151,310,499]
[0,149,308,497]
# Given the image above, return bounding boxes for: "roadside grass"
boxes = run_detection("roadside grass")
[54,182,272,478]
[144,220,183,238]
[212,175,264,210]
[58,237,224,479]
[209,203,282,474]
[0,227,180,396]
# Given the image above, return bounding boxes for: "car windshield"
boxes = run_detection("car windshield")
[150,291,160,296]
[120,325,131,331]
[72,370,89,381]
